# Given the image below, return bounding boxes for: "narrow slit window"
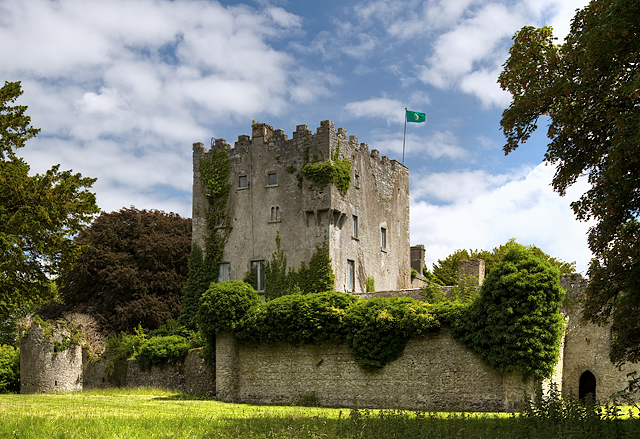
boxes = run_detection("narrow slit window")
[381,228,387,249]
[347,260,355,291]
[352,215,358,238]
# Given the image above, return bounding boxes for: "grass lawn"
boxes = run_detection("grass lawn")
[1,387,639,438]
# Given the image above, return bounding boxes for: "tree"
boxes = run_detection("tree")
[452,244,565,378]
[0,81,99,340]
[42,207,191,333]
[179,243,215,330]
[498,0,640,363]
[432,239,575,285]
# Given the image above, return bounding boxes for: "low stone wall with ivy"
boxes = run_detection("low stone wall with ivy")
[217,330,534,411]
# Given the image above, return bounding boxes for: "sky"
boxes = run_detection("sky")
[1,0,594,273]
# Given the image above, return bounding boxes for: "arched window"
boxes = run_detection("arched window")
[579,370,596,400]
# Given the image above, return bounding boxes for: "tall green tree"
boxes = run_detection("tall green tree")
[0,81,99,335]
[498,0,640,363]
[179,243,215,330]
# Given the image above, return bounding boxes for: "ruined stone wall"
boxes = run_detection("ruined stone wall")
[19,322,83,394]
[125,349,214,394]
[216,330,534,411]
[193,120,410,293]
[560,274,635,401]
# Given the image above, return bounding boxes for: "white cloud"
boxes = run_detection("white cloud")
[365,130,466,160]
[411,163,594,273]
[343,98,406,125]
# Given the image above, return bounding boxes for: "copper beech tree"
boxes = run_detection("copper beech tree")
[499,0,640,363]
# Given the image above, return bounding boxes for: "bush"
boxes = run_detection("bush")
[236,291,357,345]
[197,280,261,355]
[0,345,19,393]
[134,335,190,370]
[343,296,440,371]
[452,244,565,378]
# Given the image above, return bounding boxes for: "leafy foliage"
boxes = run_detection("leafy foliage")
[134,335,190,370]
[0,344,19,393]
[432,239,575,285]
[343,296,440,371]
[236,291,357,345]
[197,280,261,347]
[199,150,232,265]
[300,143,352,193]
[451,245,565,378]
[365,276,375,293]
[179,244,215,330]
[0,81,99,321]
[43,207,191,334]
[498,0,640,363]
[263,237,335,299]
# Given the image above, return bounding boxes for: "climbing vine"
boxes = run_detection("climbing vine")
[300,143,351,193]
[263,233,336,300]
[199,149,232,265]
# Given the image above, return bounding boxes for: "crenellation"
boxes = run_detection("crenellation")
[370,149,379,159]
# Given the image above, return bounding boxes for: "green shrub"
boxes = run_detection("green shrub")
[179,244,216,330]
[197,280,261,359]
[134,335,190,370]
[452,244,565,378]
[343,296,440,371]
[236,291,358,345]
[366,276,375,293]
[421,282,447,303]
[0,345,19,393]
[104,328,146,361]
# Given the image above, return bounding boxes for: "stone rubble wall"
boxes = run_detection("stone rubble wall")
[216,330,534,412]
[19,322,83,394]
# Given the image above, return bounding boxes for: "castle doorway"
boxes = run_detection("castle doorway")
[579,370,596,400]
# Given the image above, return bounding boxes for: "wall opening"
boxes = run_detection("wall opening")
[579,370,596,400]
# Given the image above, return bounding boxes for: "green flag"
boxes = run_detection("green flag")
[406,110,426,123]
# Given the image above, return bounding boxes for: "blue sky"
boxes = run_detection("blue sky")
[1,0,593,272]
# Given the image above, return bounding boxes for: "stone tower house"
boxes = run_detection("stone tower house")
[192,120,411,293]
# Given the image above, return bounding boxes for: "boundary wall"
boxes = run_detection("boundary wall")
[216,330,534,411]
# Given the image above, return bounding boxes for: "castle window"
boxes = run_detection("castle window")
[218,263,230,283]
[347,260,355,291]
[252,260,265,291]
[270,206,281,222]
[352,215,358,238]
[354,173,359,188]
[239,175,248,188]
[381,228,387,250]
[268,173,277,186]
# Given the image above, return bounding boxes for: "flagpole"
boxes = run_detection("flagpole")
[402,108,407,165]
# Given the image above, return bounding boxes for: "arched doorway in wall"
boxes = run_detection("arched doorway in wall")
[579,370,596,400]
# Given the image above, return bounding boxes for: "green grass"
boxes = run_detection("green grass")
[1,388,639,438]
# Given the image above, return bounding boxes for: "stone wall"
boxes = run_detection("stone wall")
[560,274,635,401]
[216,330,534,411]
[19,322,83,394]
[125,349,214,394]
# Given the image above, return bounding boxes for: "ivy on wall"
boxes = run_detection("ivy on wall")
[300,143,351,194]
[198,244,565,378]
[264,233,335,301]
[199,149,232,265]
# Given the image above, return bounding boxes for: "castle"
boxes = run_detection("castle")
[18,120,638,410]
[192,120,413,293]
